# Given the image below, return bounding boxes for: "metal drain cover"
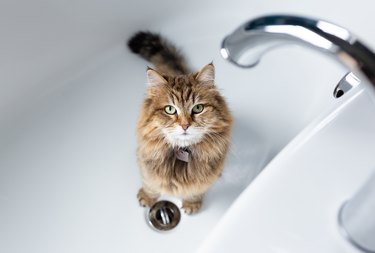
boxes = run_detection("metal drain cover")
[148,201,180,231]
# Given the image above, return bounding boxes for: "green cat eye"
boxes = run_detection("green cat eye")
[192,104,204,114]
[164,105,177,115]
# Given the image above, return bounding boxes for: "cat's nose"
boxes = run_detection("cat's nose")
[180,123,190,131]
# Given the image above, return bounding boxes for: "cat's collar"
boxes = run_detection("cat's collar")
[174,147,190,163]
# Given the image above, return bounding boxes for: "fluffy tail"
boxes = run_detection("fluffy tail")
[127,31,190,76]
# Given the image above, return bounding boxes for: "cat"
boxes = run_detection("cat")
[128,31,233,214]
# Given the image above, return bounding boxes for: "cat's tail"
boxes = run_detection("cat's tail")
[127,31,190,76]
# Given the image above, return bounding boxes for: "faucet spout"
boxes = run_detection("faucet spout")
[221,15,375,88]
[222,14,375,252]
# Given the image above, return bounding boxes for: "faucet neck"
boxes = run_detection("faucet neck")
[222,15,375,87]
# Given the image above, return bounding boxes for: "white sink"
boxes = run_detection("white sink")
[1,1,375,253]
[198,85,375,252]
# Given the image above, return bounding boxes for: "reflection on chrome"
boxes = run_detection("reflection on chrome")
[221,15,375,88]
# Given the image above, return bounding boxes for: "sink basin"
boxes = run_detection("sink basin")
[198,84,375,253]
[0,1,374,253]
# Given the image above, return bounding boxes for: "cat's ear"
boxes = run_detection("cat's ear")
[195,63,215,84]
[147,67,167,87]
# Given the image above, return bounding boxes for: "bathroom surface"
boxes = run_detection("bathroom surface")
[1,0,375,253]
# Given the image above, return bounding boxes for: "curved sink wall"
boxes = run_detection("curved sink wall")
[198,85,375,253]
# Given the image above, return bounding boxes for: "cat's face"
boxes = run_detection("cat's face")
[141,64,231,148]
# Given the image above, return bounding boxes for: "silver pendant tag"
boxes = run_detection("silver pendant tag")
[175,149,189,162]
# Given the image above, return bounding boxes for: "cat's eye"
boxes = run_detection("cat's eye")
[192,104,204,114]
[164,105,177,115]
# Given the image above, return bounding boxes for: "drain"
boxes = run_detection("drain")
[148,201,180,231]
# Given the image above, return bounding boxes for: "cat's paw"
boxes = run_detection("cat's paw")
[182,199,202,215]
[137,188,157,207]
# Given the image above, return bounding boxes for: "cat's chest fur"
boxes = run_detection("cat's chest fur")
[161,147,196,172]
[146,145,215,193]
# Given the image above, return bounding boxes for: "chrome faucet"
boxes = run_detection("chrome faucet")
[221,15,375,98]
[221,15,375,253]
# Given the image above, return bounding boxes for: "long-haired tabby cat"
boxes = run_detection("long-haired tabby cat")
[128,31,233,214]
